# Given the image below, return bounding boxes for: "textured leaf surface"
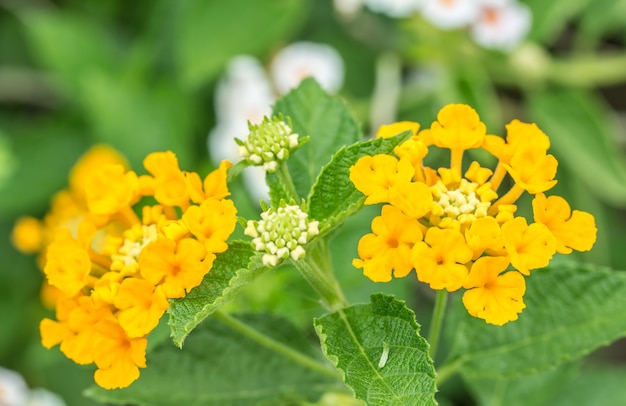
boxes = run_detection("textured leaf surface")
[168,241,268,347]
[528,89,626,205]
[266,171,292,207]
[88,314,340,406]
[174,0,307,89]
[447,263,626,378]
[308,132,411,223]
[273,78,362,200]
[315,294,437,406]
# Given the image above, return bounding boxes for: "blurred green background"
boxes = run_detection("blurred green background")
[2,0,626,404]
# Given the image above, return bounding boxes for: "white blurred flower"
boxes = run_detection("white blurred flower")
[471,0,531,50]
[27,388,66,406]
[208,56,274,202]
[333,0,364,17]
[364,0,422,18]
[209,43,344,203]
[0,367,28,406]
[421,0,479,29]
[270,42,344,95]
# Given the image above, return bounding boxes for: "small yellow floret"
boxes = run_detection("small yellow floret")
[462,256,526,326]
[532,193,597,254]
[12,216,44,253]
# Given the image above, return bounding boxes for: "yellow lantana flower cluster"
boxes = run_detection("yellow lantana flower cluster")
[38,151,237,389]
[12,145,128,307]
[350,104,597,326]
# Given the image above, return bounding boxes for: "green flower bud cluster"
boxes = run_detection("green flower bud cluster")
[237,116,299,172]
[244,204,319,266]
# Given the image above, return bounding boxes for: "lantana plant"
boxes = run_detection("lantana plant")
[16,79,626,406]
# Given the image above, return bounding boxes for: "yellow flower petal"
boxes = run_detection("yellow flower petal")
[85,165,140,215]
[532,193,597,254]
[504,147,558,194]
[182,199,237,254]
[11,216,44,254]
[354,205,423,282]
[376,121,420,138]
[349,155,414,204]
[69,144,128,202]
[144,151,191,208]
[139,238,209,299]
[502,217,556,275]
[483,119,550,165]
[462,256,526,326]
[411,227,472,291]
[114,278,169,338]
[465,216,505,259]
[431,104,486,151]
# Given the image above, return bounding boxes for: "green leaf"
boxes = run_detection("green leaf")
[546,363,626,406]
[87,313,341,406]
[528,89,626,206]
[174,0,308,89]
[20,10,119,91]
[525,0,592,44]
[447,263,626,379]
[168,241,268,347]
[579,0,626,46]
[314,294,437,406]
[80,71,195,168]
[308,132,411,223]
[273,78,363,200]
[266,170,292,207]
[463,362,580,406]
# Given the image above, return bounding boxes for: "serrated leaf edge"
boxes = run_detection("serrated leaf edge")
[169,242,269,347]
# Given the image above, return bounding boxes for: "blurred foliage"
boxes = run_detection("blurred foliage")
[1,0,626,404]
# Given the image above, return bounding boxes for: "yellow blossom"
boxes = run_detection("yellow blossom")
[85,164,140,216]
[69,145,128,201]
[483,119,550,165]
[353,205,423,282]
[376,121,420,139]
[27,149,237,389]
[465,216,505,259]
[11,216,44,254]
[182,198,238,254]
[140,151,190,208]
[411,228,472,291]
[502,217,556,275]
[431,104,486,151]
[503,147,558,194]
[186,160,233,203]
[462,256,526,326]
[349,155,414,205]
[44,223,96,297]
[350,103,596,325]
[139,238,210,299]
[92,319,147,390]
[114,278,169,338]
[532,193,597,254]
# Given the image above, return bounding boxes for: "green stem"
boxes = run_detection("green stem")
[435,358,463,386]
[213,310,340,380]
[428,290,448,361]
[495,45,626,89]
[291,256,347,311]
[276,162,299,202]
